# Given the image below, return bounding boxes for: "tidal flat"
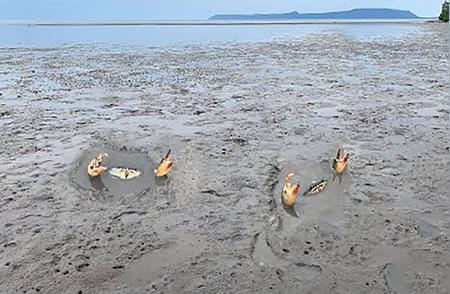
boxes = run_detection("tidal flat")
[0,23,448,293]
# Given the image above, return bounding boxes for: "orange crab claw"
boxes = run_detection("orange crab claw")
[155,150,173,177]
[343,153,349,164]
[333,148,349,174]
[88,165,107,177]
[284,172,294,189]
[164,149,171,161]
[281,173,301,208]
[87,152,108,177]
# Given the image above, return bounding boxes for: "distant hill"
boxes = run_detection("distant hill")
[209,9,419,20]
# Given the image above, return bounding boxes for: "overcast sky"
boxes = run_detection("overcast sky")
[0,0,444,20]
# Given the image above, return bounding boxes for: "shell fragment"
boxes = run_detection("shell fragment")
[108,167,141,180]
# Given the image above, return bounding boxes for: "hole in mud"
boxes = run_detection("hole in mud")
[71,147,156,199]
[275,159,351,220]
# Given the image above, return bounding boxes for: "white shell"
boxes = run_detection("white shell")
[108,167,141,180]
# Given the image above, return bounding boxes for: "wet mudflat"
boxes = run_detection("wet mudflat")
[0,23,449,293]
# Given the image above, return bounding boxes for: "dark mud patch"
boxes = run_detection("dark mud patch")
[263,162,281,211]
[71,147,155,200]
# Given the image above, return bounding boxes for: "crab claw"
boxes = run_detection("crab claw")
[92,165,107,176]
[87,152,109,177]
[333,148,349,174]
[343,153,349,164]
[100,152,109,160]
[281,173,301,208]
[285,172,294,188]
[164,149,171,161]
[155,149,173,177]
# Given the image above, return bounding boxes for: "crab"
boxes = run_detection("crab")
[281,173,301,208]
[332,148,349,174]
[304,179,327,196]
[154,149,173,177]
[109,167,141,180]
[87,152,108,177]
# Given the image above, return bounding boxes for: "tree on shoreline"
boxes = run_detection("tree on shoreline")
[439,0,449,22]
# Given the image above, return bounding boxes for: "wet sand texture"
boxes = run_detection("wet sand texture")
[0,23,449,293]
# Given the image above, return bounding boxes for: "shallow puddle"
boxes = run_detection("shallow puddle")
[71,147,156,199]
[415,107,440,117]
[315,107,340,118]
[275,159,350,223]
[123,233,206,286]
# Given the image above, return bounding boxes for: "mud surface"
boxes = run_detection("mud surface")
[0,24,449,293]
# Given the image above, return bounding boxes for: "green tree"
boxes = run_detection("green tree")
[439,0,449,22]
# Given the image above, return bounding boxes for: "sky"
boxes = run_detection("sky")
[0,0,444,20]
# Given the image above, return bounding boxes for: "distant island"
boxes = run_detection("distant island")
[209,8,419,20]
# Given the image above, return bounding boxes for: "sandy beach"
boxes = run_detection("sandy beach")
[0,23,448,293]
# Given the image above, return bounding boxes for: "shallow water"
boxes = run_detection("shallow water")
[315,106,340,118]
[415,107,441,117]
[0,23,425,48]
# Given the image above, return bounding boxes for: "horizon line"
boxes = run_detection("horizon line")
[0,7,439,24]
[0,18,436,27]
